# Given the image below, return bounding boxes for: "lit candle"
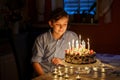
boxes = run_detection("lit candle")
[53,68,58,75]
[76,74,81,80]
[101,68,105,72]
[82,40,86,49]
[93,72,98,78]
[93,67,98,71]
[64,73,69,79]
[64,67,68,73]
[79,34,81,45]
[101,73,106,78]
[72,39,74,48]
[76,40,79,49]
[87,38,90,50]
[85,67,89,70]
[68,42,71,49]
[58,70,63,77]
[69,66,74,74]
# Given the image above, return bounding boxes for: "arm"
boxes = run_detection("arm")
[32,62,45,76]
[32,36,45,76]
[51,58,63,65]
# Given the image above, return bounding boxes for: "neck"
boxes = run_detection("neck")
[52,32,62,40]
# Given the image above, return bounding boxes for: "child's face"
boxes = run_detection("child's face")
[49,16,69,37]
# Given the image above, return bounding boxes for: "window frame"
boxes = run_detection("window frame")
[63,0,98,24]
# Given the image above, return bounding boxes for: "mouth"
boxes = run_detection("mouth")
[59,29,64,32]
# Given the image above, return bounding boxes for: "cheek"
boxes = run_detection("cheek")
[65,26,67,29]
[54,26,59,30]
[53,27,59,32]
[63,26,67,30]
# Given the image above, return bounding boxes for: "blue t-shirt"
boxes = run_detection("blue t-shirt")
[32,30,78,72]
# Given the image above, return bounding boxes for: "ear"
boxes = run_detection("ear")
[48,21,53,28]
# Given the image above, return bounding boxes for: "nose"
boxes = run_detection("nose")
[59,25,63,29]
[60,24,65,29]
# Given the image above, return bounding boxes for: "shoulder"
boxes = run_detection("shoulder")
[35,31,50,41]
[65,30,78,37]
[63,30,78,41]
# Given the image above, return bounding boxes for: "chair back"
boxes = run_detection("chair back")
[11,32,33,80]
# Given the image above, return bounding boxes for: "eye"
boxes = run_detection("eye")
[56,24,59,26]
[63,24,67,26]
[55,24,60,26]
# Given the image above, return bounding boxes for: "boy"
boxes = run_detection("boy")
[31,8,78,76]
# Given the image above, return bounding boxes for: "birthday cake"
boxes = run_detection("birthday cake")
[65,35,96,64]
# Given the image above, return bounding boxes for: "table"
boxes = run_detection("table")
[32,53,120,80]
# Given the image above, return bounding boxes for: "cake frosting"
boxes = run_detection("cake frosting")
[65,35,96,64]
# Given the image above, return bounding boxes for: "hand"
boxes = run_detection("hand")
[51,58,63,65]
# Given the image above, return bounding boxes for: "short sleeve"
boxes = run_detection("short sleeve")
[31,36,44,63]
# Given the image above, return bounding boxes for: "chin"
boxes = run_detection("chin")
[57,33,63,36]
